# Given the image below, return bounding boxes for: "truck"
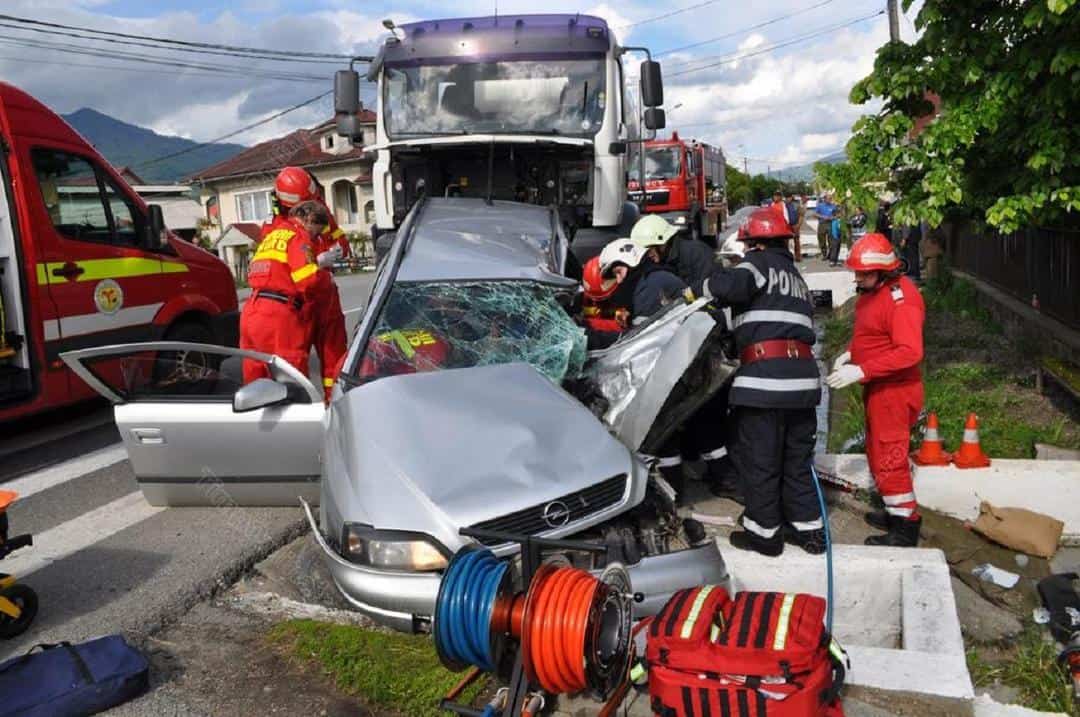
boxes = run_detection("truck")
[627,132,727,246]
[0,82,238,422]
[332,13,666,261]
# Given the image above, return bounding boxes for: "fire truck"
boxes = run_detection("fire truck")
[0,82,238,422]
[628,132,727,246]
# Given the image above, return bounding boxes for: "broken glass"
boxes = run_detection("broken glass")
[355,280,586,384]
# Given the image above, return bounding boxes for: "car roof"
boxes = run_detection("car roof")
[395,197,575,286]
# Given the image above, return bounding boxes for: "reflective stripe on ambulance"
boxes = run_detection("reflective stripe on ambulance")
[35,258,188,285]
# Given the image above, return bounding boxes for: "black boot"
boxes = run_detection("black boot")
[729,530,784,557]
[785,527,827,555]
[865,515,921,547]
[864,508,889,531]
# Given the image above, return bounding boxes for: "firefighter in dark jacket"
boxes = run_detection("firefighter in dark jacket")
[630,214,716,287]
[688,208,824,556]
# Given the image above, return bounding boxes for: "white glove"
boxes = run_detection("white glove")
[316,245,343,269]
[832,350,851,372]
[826,363,865,389]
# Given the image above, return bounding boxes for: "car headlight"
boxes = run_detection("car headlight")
[674,215,687,224]
[342,524,449,572]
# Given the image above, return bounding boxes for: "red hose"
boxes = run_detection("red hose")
[521,565,599,694]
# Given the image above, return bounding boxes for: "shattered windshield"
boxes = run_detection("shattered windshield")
[383,56,607,138]
[354,281,587,384]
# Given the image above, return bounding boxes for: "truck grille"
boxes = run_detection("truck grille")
[469,475,627,546]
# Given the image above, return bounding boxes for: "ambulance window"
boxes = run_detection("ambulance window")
[100,175,140,245]
[31,149,112,243]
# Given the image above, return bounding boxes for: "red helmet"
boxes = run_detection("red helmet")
[274,166,318,208]
[582,255,620,302]
[846,233,901,272]
[741,208,792,241]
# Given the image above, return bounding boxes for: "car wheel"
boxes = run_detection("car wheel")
[0,584,38,638]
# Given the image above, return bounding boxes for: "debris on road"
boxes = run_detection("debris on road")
[973,563,1021,589]
[973,502,1065,559]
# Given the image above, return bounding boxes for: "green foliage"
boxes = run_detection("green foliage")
[968,629,1078,715]
[822,0,1080,232]
[270,620,488,717]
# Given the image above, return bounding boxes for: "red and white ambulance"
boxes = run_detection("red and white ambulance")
[0,82,238,422]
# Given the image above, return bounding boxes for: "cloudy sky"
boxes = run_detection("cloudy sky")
[0,0,920,174]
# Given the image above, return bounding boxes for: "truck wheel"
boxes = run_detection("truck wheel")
[154,320,220,383]
[0,584,38,638]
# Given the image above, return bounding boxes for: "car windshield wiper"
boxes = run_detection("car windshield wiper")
[392,130,471,137]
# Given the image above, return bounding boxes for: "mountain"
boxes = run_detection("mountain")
[62,108,247,184]
[772,149,846,183]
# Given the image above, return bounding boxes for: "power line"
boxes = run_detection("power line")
[136,91,332,169]
[0,20,343,64]
[667,11,884,77]
[0,12,361,61]
[616,0,725,30]
[655,0,836,56]
[0,52,303,81]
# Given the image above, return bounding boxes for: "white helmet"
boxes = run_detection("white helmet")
[598,239,646,276]
[719,232,745,260]
[630,214,681,249]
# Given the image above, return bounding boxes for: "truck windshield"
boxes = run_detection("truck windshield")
[383,56,607,139]
[632,146,681,181]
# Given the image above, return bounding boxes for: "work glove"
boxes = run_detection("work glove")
[826,363,865,389]
[316,245,343,269]
[832,350,851,372]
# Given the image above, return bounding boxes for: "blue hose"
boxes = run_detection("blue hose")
[809,464,834,635]
[435,548,508,672]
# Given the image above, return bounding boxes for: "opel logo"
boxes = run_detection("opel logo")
[541,500,571,528]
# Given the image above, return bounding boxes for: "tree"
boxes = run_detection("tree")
[821,0,1080,232]
[725,163,752,208]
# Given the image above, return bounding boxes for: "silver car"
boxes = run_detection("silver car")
[64,197,734,632]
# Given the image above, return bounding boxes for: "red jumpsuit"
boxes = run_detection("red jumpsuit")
[264,211,349,400]
[849,275,925,521]
[240,219,329,384]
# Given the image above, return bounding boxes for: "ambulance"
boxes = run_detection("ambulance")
[0,82,238,422]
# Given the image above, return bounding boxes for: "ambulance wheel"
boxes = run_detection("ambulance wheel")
[153,321,220,384]
[0,584,38,639]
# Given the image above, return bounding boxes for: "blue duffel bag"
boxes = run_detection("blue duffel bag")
[0,635,149,716]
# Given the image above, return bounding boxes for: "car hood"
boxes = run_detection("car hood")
[324,362,636,548]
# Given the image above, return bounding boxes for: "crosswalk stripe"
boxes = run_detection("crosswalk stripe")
[3,445,127,501]
[2,491,163,578]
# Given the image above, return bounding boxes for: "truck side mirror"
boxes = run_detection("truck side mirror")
[335,70,364,141]
[644,108,666,131]
[145,204,168,250]
[640,60,664,108]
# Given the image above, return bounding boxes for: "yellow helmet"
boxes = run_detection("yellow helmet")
[629,214,681,249]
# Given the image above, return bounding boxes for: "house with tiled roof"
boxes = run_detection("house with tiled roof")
[189,112,377,276]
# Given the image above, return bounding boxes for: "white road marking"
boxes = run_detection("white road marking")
[2,491,163,578]
[3,444,127,500]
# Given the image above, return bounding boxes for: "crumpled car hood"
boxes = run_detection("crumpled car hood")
[325,362,635,547]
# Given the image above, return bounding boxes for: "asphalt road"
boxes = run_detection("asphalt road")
[0,271,376,661]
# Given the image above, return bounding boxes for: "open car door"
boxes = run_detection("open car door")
[61,342,324,507]
[582,299,738,455]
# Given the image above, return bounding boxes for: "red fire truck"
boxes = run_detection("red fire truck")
[628,132,727,245]
[0,82,238,422]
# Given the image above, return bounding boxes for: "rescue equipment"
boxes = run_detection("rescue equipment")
[645,586,847,717]
[952,412,991,469]
[911,412,951,466]
[0,490,36,639]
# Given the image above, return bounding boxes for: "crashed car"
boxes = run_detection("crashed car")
[63,197,736,632]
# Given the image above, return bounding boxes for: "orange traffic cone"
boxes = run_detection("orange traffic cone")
[952,413,991,469]
[912,412,951,466]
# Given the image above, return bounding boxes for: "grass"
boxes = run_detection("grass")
[967,629,1078,716]
[269,620,488,716]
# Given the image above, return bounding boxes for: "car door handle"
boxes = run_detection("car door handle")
[130,428,165,445]
[52,262,85,280]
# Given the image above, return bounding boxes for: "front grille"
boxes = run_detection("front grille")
[469,475,627,546]
[645,190,670,206]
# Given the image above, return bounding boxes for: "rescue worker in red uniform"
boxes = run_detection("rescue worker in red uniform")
[268,167,349,401]
[240,201,331,384]
[826,233,926,547]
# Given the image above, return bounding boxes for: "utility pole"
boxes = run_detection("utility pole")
[743,156,748,175]
[887,0,900,42]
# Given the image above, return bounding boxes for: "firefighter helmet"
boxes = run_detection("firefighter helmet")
[274,166,318,208]
[630,214,681,249]
[719,232,745,260]
[846,233,901,272]
[741,208,792,241]
[582,256,620,301]
[598,239,646,277]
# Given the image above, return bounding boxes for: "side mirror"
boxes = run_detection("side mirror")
[233,378,290,413]
[608,141,627,155]
[146,204,168,250]
[644,108,666,131]
[335,69,363,141]
[640,60,664,108]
